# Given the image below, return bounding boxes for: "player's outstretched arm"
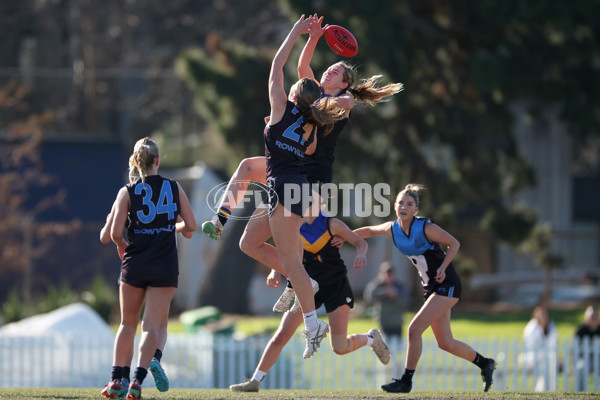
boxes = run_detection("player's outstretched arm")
[327,94,355,112]
[269,15,316,122]
[353,221,393,239]
[329,218,367,270]
[298,14,326,83]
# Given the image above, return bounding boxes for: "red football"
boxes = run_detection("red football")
[324,25,358,57]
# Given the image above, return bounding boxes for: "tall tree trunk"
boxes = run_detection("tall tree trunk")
[22,215,34,306]
[541,265,552,306]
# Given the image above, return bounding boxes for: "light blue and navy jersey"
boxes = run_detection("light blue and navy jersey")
[300,212,346,285]
[391,216,460,295]
[123,175,180,272]
[264,100,316,180]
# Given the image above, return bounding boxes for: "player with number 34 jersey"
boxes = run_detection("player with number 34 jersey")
[121,175,181,288]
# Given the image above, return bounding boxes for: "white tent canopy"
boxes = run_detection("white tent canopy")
[0,302,113,340]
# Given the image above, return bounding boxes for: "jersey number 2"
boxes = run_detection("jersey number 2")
[282,107,307,145]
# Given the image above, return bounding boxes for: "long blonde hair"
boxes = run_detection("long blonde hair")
[128,137,159,184]
[336,62,404,105]
[294,78,347,131]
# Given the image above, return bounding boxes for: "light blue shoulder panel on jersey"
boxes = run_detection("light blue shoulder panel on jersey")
[391,216,434,256]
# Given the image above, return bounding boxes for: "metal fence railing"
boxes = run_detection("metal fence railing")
[1,333,598,392]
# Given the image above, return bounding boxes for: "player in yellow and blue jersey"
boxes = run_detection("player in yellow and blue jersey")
[230,211,390,392]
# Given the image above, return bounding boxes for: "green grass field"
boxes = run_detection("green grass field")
[90,308,592,399]
[164,307,585,339]
[0,388,598,400]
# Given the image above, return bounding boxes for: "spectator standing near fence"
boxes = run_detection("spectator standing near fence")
[521,305,559,391]
[363,261,406,338]
[575,305,600,340]
[574,305,600,390]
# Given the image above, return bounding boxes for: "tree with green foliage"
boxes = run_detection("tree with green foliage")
[176,39,273,170]
[520,223,564,306]
[176,1,599,310]
[181,1,599,235]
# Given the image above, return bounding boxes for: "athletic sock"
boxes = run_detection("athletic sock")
[217,207,232,226]
[303,311,318,331]
[133,367,148,384]
[365,333,374,346]
[401,368,415,383]
[111,366,124,381]
[154,348,163,362]
[472,352,489,369]
[251,369,267,382]
[123,366,131,381]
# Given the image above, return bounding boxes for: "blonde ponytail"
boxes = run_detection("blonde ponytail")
[333,61,404,106]
[349,75,404,105]
[128,137,159,184]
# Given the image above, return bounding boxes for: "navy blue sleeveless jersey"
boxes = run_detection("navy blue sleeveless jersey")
[391,216,461,296]
[300,212,347,286]
[305,118,348,184]
[122,175,180,276]
[264,100,315,180]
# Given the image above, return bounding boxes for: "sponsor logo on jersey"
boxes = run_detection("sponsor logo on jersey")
[275,140,305,157]
[134,224,175,235]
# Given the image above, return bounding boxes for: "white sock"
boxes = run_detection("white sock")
[251,369,267,382]
[303,311,317,331]
[366,334,374,346]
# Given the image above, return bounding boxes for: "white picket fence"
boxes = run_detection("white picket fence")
[1,333,598,392]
